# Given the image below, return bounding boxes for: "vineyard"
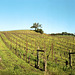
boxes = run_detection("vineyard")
[0,30,75,75]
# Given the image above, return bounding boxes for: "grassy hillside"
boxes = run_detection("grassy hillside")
[0,30,75,75]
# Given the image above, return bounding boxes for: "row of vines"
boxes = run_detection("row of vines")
[0,31,75,70]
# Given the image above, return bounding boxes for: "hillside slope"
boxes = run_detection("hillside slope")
[0,30,75,75]
[0,35,43,75]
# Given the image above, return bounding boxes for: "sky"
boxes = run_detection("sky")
[0,0,75,34]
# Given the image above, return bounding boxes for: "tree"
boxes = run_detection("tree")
[30,23,42,31]
[62,32,67,35]
[30,23,44,34]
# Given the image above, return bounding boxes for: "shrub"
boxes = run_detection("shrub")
[35,29,43,34]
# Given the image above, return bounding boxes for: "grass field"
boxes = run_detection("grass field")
[0,30,75,75]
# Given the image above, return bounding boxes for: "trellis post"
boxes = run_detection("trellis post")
[51,43,53,60]
[37,49,47,72]
[69,50,72,67]
[44,50,47,72]
[37,50,39,69]
[69,50,75,68]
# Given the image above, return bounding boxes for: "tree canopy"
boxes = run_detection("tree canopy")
[30,23,42,30]
[50,32,75,36]
[30,23,43,34]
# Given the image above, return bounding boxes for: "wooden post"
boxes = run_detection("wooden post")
[37,51,39,68]
[44,51,47,72]
[69,51,75,68]
[26,34,28,62]
[51,43,53,60]
[23,47,25,60]
[37,46,40,68]
[11,37,12,50]
[26,42,28,62]
[43,40,47,74]
[37,49,45,70]
[69,50,72,67]
[17,50,19,56]
[73,37,74,51]
[16,38,17,49]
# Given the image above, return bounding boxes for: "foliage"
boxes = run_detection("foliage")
[35,29,44,34]
[30,23,43,34]
[30,23,42,30]
[50,32,75,36]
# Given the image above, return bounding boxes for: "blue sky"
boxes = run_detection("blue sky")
[0,0,75,34]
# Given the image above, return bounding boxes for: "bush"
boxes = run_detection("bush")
[35,29,43,34]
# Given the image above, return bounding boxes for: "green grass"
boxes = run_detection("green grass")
[0,30,75,75]
[0,36,43,75]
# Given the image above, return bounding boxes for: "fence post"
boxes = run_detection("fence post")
[37,50,39,69]
[51,43,53,60]
[26,43,28,62]
[16,38,17,49]
[44,50,47,72]
[26,35,28,62]
[69,50,72,67]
